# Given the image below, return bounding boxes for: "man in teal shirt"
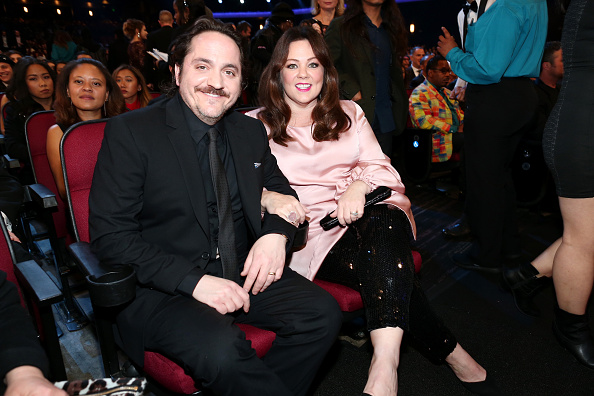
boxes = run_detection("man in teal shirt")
[437,0,547,272]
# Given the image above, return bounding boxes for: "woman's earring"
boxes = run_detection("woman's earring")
[137,32,140,38]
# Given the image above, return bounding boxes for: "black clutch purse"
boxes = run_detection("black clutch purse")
[320,186,392,231]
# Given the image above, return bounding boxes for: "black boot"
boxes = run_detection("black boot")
[553,307,594,369]
[502,262,545,317]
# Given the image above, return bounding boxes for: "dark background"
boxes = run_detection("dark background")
[0,0,565,49]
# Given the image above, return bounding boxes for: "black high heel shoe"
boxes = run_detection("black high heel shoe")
[460,373,504,395]
[553,307,594,369]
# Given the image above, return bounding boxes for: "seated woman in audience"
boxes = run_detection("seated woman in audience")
[47,59,125,200]
[50,30,77,63]
[311,0,344,34]
[112,64,151,111]
[251,27,499,396]
[4,57,56,184]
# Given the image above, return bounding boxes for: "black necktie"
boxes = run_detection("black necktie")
[462,2,478,52]
[208,127,240,283]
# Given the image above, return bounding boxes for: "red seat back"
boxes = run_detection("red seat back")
[60,119,107,243]
[25,110,70,240]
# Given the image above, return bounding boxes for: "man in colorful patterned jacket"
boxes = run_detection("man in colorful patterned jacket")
[409,55,464,163]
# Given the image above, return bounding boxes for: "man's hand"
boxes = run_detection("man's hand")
[261,191,309,225]
[192,275,250,314]
[437,27,458,58]
[331,180,370,227]
[241,234,287,295]
[450,86,466,102]
[5,366,67,396]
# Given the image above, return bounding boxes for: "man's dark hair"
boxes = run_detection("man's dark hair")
[167,17,244,97]
[341,0,408,59]
[541,41,562,70]
[237,21,252,34]
[426,54,447,72]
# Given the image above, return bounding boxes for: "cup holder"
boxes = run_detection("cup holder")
[87,266,136,308]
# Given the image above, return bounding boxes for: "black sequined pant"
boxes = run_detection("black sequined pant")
[316,205,457,363]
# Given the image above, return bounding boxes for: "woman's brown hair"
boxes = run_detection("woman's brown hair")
[112,64,152,108]
[53,59,126,128]
[257,26,351,146]
[122,19,145,40]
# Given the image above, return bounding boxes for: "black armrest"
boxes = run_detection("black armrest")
[14,260,63,307]
[26,183,58,210]
[68,241,136,308]
[3,153,20,169]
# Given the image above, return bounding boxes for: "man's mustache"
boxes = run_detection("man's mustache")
[195,86,230,98]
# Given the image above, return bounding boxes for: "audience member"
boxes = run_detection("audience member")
[0,54,15,91]
[450,0,496,103]
[311,0,345,34]
[325,0,409,157]
[78,27,107,65]
[4,57,56,184]
[88,18,341,396]
[55,61,67,75]
[122,19,148,74]
[442,0,495,239]
[146,10,175,91]
[75,51,93,60]
[113,64,151,111]
[504,0,594,370]
[50,30,77,62]
[249,2,295,104]
[408,52,434,89]
[404,46,425,87]
[409,55,464,163]
[47,59,125,199]
[299,19,324,35]
[171,0,211,40]
[237,20,252,61]
[6,50,23,64]
[0,269,68,396]
[250,26,499,396]
[438,0,547,272]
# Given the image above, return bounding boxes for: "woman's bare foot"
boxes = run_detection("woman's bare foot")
[445,343,487,383]
[363,327,403,396]
[362,352,399,396]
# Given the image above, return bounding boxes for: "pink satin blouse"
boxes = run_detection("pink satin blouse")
[246,101,416,280]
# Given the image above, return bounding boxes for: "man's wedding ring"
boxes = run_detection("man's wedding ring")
[268,272,276,276]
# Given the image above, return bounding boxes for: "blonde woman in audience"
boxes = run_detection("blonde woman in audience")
[311,0,344,34]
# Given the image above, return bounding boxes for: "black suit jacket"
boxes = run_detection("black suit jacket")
[325,16,408,136]
[146,26,174,53]
[89,94,297,363]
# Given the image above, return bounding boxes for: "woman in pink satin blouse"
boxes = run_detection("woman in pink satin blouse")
[249,27,500,396]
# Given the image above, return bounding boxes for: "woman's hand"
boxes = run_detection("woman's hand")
[331,180,370,227]
[261,191,309,226]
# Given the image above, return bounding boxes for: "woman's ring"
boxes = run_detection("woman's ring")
[288,211,297,222]
[268,272,276,276]
[351,212,359,217]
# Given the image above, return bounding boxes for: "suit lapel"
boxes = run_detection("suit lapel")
[165,96,210,239]
[225,114,261,236]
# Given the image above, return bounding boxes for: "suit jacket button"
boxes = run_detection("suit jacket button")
[371,95,375,100]
[201,253,210,260]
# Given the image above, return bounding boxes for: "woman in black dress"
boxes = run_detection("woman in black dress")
[504,0,594,369]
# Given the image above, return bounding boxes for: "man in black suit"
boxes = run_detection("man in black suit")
[89,18,341,396]
[145,10,175,90]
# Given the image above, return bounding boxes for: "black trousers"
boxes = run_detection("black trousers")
[142,269,342,396]
[464,78,537,267]
[316,206,458,363]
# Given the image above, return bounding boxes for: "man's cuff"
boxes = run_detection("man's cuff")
[262,213,297,251]
[176,268,207,297]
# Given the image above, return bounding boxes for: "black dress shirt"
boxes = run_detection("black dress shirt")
[176,96,249,294]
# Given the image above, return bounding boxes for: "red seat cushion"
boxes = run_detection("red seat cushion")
[143,324,275,394]
[313,279,364,312]
[412,250,422,273]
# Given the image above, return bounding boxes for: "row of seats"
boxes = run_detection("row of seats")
[6,109,422,394]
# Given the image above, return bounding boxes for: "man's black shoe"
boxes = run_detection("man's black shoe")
[453,253,501,273]
[442,220,471,238]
